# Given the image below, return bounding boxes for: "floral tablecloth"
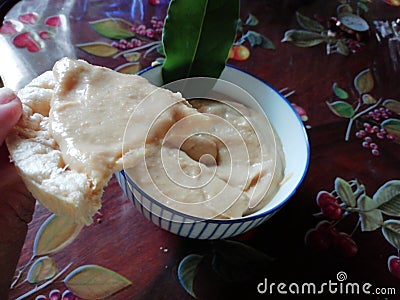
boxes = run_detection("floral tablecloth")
[1,0,400,299]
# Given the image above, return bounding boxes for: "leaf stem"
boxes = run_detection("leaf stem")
[143,43,162,58]
[331,210,351,228]
[312,211,324,218]
[344,98,382,141]
[352,98,382,121]
[344,206,361,213]
[353,184,366,200]
[113,41,161,58]
[350,219,361,237]
[10,255,35,289]
[15,263,72,300]
[348,179,359,188]
[344,101,361,141]
[345,118,354,141]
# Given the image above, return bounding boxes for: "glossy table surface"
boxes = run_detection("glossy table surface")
[1,0,400,299]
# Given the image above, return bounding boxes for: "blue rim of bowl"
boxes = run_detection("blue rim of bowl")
[124,64,311,224]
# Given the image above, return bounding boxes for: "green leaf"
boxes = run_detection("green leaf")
[354,68,374,94]
[332,82,349,99]
[382,220,400,249]
[380,197,400,217]
[211,239,273,282]
[295,12,325,33]
[177,254,204,299]
[123,52,141,62]
[89,18,135,39]
[336,4,353,14]
[162,0,239,83]
[335,177,356,207]
[33,214,83,256]
[27,256,58,284]
[243,30,275,49]
[359,209,383,231]
[383,99,400,114]
[358,181,400,217]
[282,29,328,47]
[243,30,262,46]
[245,13,258,26]
[357,195,375,211]
[115,62,141,74]
[336,39,350,56]
[362,94,376,104]
[326,101,355,118]
[77,42,119,57]
[382,118,400,140]
[64,265,132,299]
[374,180,400,216]
[357,2,369,12]
[260,35,276,49]
[373,180,400,205]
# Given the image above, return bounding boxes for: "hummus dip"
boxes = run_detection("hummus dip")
[126,98,285,219]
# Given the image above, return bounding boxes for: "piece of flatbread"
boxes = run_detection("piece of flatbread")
[6,57,204,224]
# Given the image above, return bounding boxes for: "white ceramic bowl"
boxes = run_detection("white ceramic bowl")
[116,65,309,239]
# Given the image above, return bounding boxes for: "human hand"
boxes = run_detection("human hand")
[0,87,22,144]
[0,87,35,298]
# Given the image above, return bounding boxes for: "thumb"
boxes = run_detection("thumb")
[0,88,22,145]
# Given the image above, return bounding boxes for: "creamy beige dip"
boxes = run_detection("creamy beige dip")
[126,99,285,219]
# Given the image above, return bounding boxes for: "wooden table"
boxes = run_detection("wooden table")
[2,0,400,299]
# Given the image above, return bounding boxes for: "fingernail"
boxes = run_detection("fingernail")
[0,88,17,105]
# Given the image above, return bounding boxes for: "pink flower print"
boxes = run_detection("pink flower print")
[13,32,41,52]
[39,31,53,40]
[0,21,16,34]
[45,15,62,27]
[18,13,38,24]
